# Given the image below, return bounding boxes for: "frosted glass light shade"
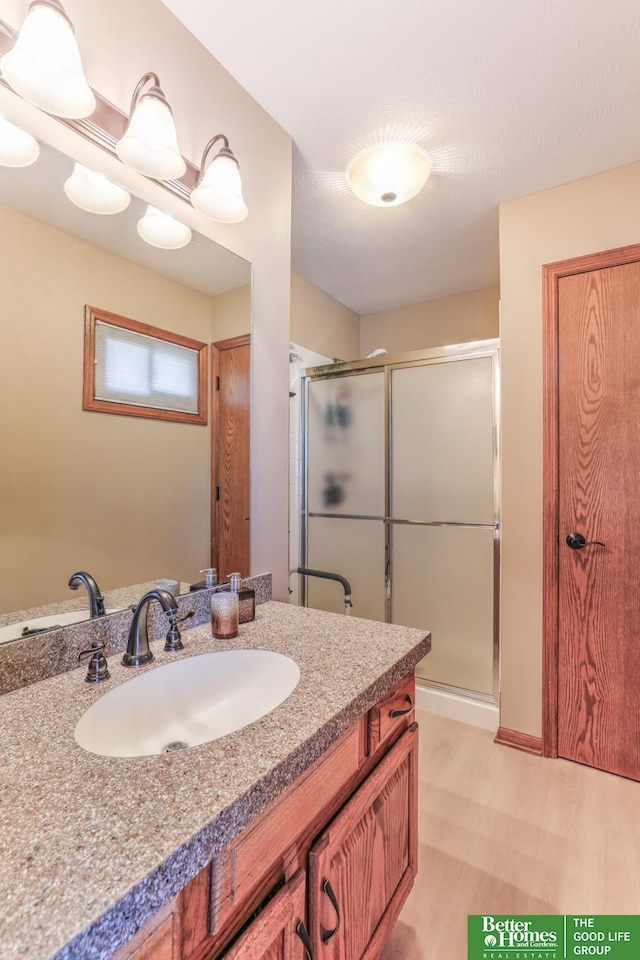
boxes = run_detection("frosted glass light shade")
[347,144,431,207]
[0,116,40,167]
[137,205,191,250]
[64,163,130,215]
[1,1,96,119]
[116,96,186,180]
[191,154,248,223]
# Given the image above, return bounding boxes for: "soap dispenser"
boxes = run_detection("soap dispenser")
[228,572,255,624]
[190,568,217,592]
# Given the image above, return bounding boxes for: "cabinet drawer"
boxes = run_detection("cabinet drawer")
[367,672,415,755]
[211,717,366,936]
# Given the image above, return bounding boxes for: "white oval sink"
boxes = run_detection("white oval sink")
[0,610,120,646]
[74,650,300,757]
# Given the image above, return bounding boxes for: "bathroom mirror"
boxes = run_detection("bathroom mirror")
[0,141,251,626]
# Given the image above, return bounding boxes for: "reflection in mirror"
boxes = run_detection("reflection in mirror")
[0,141,251,631]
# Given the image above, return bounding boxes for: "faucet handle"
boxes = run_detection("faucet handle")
[164,610,194,652]
[78,641,110,684]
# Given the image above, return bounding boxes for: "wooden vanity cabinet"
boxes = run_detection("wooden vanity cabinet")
[112,673,417,960]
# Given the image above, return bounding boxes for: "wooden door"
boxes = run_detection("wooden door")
[308,724,418,960]
[545,248,640,779]
[219,871,309,960]
[211,335,250,579]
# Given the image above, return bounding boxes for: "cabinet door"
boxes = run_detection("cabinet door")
[308,724,418,960]
[220,870,310,960]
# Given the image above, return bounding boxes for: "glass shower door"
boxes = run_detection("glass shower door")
[390,356,497,696]
[304,372,386,620]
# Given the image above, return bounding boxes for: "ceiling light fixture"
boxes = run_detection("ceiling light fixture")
[0,115,40,166]
[64,162,130,215]
[137,204,191,250]
[1,0,95,119]
[116,73,186,181]
[347,144,431,207]
[190,134,248,223]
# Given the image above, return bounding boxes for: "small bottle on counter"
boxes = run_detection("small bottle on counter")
[211,590,239,639]
[228,572,256,624]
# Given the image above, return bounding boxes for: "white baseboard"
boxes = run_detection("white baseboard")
[415,683,499,732]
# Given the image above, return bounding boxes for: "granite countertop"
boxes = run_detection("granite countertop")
[0,601,430,960]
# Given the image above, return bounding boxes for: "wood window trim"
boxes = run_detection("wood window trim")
[542,242,640,759]
[83,305,208,425]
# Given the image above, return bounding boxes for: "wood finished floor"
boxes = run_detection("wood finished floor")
[381,710,640,960]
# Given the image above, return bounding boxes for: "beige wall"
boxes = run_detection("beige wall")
[360,287,499,355]
[211,284,252,342]
[0,206,218,612]
[500,159,640,737]
[0,0,293,597]
[291,273,360,361]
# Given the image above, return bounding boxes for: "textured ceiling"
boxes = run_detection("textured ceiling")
[161,0,640,314]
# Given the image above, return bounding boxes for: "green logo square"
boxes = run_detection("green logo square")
[468,915,564,959]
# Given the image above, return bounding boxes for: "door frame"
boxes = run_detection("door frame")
[542,242,640,758]
[210,333,251,573]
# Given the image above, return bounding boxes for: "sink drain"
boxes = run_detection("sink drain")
[163,741,189,753]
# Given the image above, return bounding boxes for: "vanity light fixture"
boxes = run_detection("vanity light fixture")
[63,162,130,215]
[137,204,191,250]
[1,0,95,119]
[190,134,248,223]
[0,115,40,166]
[347,143,431,207]
[116,73,186,181]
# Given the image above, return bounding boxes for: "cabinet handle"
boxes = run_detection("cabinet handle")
[296,919,314,959]
[390,694,413,718]
[321,879,341,944]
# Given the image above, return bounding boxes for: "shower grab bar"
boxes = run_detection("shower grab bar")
[295,567,353,615]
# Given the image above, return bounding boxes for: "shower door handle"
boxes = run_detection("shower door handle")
[566,532,606,550]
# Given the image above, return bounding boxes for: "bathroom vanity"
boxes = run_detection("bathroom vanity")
[0,601,429,960]
[114,672,418,960]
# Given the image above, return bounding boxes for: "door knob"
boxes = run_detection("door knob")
[566,532,606,550]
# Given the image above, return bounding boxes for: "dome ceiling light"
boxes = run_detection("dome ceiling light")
[1,0,95,119]
[64,163,131,215]
[116,72,186,181]
[190,134,248,223]
[0,115,40,167]
[137,205,191,250]
[347,144,431,207]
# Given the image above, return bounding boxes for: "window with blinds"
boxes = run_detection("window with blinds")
[83,306,208,425]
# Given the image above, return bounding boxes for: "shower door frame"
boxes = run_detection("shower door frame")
[300,339,501,704]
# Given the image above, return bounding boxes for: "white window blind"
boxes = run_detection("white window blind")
[94,320,199,414]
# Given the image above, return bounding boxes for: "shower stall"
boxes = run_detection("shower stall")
[297,339,500,704]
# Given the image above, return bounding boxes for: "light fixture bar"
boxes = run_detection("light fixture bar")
[0,17,199,202]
